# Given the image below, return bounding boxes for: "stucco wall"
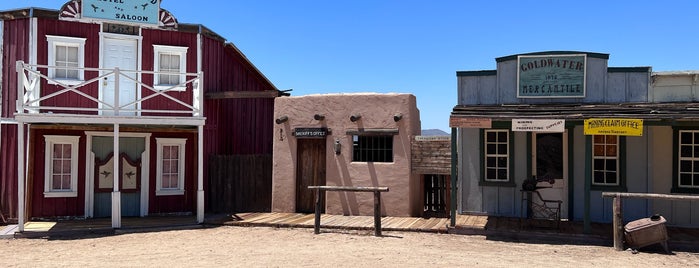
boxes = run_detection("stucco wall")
[271,93,421,217]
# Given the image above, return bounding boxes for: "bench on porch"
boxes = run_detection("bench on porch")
[308,186,389,236]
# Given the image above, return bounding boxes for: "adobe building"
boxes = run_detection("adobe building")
[450,51,699,229]
[271,93,422,216]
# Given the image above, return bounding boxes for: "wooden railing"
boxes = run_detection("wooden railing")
[308,186,389,236]
[16,61,203,117]
[601,192,699,250]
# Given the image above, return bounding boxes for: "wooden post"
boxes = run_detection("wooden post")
[450,127,457,227]
[374,191,382,236]
[314,188,321,234]
[612,194,624,251]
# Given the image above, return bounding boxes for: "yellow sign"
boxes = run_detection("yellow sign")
[584,118,643,136]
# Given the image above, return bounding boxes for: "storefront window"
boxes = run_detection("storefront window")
[592,135,619,186]
[484,129,509,182]
[678,130,699,189]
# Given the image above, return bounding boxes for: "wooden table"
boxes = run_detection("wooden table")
[308,186,389,236]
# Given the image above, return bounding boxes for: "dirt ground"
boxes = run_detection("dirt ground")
[1,226,698,267]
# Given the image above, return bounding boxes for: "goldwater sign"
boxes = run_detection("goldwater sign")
[83,0,161,25]
[518,54,586,98]
[512,119,565,132]
[584,118,643,136]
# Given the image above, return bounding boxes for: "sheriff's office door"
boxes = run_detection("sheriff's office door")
[101,35,138,116]
[296,139,326,213]
[532,132,568,218]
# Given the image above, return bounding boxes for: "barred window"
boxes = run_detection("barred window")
[592,135,619,186]
[484,129,509,182]
[352,135,393,162]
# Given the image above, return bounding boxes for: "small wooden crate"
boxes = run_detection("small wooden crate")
[624,216,669,253]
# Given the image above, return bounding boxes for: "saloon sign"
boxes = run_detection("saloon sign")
[518,54,586,98]
[83,0,161,25]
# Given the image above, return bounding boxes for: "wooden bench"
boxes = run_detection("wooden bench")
[308,186,389,236]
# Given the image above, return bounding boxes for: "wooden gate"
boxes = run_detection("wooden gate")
[208,155,272,213]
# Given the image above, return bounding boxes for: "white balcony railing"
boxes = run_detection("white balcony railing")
[16,61,203,118]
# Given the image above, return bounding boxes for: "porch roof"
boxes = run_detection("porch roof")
[450,102,699,121]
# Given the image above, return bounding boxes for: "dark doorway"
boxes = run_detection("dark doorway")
[296,139,326,213]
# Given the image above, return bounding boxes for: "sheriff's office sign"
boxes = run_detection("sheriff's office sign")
[518,54,586,98]
[584,118,643,136]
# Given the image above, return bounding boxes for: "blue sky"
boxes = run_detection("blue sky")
[4,1,699,131]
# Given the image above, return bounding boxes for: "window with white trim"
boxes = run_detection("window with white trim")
[156,138,186,195]
[484,129,509,182]
[44,135,80,198]
[153,45,188,91]
[678,130,699,189]
[592,135,619,186]
[47,35,86,85]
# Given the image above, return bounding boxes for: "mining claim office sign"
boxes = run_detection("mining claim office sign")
[83,0,160,25]
[518,54,586,98]
[584,118,643,136]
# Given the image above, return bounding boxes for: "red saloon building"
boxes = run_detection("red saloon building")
[0,0,279,230]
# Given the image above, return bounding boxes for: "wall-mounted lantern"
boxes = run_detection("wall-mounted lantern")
[314,114,325,121]
[334,138,341,155]
[275,116,288,124]
[393,113,403,122]
[350,114,362,122]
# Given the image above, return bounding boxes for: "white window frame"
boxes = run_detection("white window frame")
[591,135,620,186]
[46,35,86,85]
[483,129,510,182]
[155,138,186,196]
[153,45,188,91]
[44,135,80,198]
[678,130,699,189]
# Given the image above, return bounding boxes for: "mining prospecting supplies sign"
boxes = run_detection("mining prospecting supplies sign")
[83,0,161,25]
[584,118,644,136]
[517,54,586,98]
[512,119,565,132]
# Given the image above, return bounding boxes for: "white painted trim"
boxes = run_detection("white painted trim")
[29,18,40,112]
[17,123,25,232]
[46,35,87,84]
[43,135,80,198]
[84,131,151,218]
[153,44,188,91]
[197,125,204,223]
[155,138,186,196]
[16,114,206,126]
[195,33,203,116]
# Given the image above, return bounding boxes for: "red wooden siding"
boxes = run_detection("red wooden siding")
[0,124,18,219]
[1,18,30,118]
[29,129,87,218]
[35,18,100,114]
[140,28,197,116]
[201,36,275,156]
[148,131,198,214]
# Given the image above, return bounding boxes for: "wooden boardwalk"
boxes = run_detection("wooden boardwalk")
[210,212,487,233]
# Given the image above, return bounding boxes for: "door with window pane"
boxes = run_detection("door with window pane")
[532,132,568,219]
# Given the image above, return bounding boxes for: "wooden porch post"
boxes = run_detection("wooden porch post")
[613,194,624,250]
[17,122,25,232]
[197,125,205,223]
[583,135,591,233]
[112,123,121,228]
[450,127,457,227]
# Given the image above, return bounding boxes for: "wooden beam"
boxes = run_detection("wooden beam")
[205,90,279,99]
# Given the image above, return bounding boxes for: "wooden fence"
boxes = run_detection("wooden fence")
[208,155,272,213]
